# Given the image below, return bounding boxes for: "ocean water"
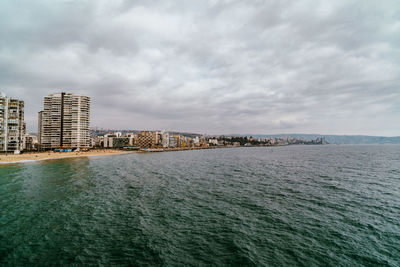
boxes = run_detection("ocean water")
[0,145,399,266]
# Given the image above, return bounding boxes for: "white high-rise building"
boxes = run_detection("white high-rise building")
[161,130,170,148]
[39,92,90,150]
[0,92,25,152]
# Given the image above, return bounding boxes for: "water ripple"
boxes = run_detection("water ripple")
[1,145,400,266]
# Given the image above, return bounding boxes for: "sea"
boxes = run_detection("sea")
[0,145,399,266]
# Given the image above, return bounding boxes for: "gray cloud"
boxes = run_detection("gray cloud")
[1,0,399,136]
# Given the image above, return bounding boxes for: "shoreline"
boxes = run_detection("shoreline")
[0,144,358,165]
[0,144,333,165]
[0,147,219,165]
[0,149,135,165]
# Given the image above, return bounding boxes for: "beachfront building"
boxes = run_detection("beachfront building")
[39,92,90,150]
[37,111,43,149]
[0,92,25,152]
[193,136,208,147]
[168,135,181,148]
[161,131,169,148]
[23,133,38,151]
[193,136,200,146]
[181,136,192,148]
[152,131,161,147]
[103,133,135,148]
[208,138,218,146]
[135,131,154,148]
[104,137,130,148]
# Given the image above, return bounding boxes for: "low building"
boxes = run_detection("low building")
[182,136,193,148]
[91,136,104,148]
[103,133,134,149]
[112,137,130,148]
[209,138,218,146]
[169,135,179,148]
[103,135,115,148]
[199,136,208,147]
[23,133,38,151]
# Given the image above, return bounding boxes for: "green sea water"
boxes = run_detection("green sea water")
[1,145,400,266]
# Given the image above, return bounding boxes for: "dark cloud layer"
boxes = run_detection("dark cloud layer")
[1,0,399,135]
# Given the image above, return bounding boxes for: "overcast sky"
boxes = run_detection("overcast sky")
[1,0,399,136]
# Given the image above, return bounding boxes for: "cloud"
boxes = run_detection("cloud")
[0,0,399,135]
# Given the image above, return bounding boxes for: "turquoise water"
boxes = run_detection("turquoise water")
[1,145,400,266]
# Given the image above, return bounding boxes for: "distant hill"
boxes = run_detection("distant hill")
[230,134,400,144]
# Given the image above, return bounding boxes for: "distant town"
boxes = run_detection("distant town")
[0,92,329,154]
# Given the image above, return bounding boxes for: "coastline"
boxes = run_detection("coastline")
[0,149,135,165]
[0,145,332,165]
[0,147,219,165]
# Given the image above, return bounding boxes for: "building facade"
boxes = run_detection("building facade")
[136,131,154,148]
[103,133,135,149]
[169,135,180,148]
[0,92,25,152]
[39,92,90,150]
[23,133,38,151]
[37,111,43,149]
[161,131,169,148]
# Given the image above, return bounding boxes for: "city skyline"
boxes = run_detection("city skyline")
[1,1,400,136]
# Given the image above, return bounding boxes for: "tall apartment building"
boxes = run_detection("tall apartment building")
[161,131,169,148]
[135,131,155,148]
[37,110,43,148]
[39,92,90,150]
[152,131,161,147]
[0,92,25,152]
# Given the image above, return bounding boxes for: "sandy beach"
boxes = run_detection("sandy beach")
[0,147,223,165]
[0,149,134,165]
